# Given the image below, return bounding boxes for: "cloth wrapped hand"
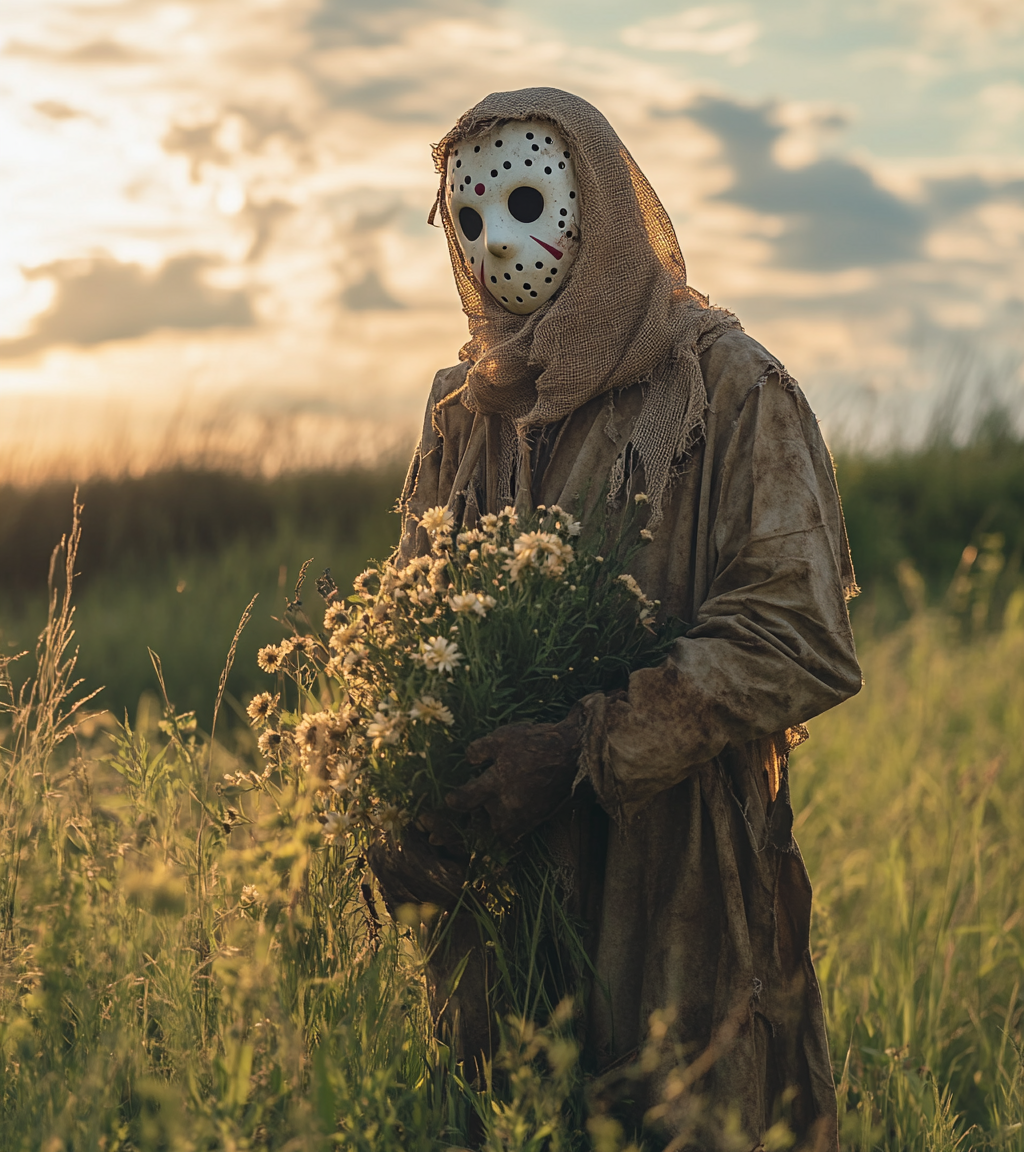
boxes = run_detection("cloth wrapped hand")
[369,702,585,908]
[444,703,585,844]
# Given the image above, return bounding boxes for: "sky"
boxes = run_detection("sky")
[1,0,1023,478]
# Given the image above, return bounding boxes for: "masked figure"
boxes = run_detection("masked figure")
[371,87,861,1151]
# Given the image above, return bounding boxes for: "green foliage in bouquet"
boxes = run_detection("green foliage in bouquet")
[247,499,685,859]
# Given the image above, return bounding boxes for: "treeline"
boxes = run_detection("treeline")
[0,464,407,594]
[836,426,1024,631]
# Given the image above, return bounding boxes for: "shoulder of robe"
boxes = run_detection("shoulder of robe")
[426,361,476,447]
[429,361,471,405]
[700,328,812,423]
[416,362,471,452]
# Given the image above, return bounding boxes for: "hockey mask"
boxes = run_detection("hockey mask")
[445,119,580,315]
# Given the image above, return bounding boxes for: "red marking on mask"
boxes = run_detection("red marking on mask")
[530,236,563,259]
[475,183,485,195]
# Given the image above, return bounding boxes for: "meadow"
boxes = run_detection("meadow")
[1,433,1023,1150]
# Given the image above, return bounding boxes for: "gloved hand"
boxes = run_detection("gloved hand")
[444,703,585,844]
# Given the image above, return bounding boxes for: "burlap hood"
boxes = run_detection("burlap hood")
[430,87,742,525]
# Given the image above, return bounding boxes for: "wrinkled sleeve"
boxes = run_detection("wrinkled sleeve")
[580,371,862,821]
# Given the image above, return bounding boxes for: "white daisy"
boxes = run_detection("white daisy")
[409,695,455,725]
[419,636,462,673]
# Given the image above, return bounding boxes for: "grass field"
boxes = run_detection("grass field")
[4,426,1024,724]
[1,445,1023,1149]
[0,466,407,728]
[793,619,1024,1150]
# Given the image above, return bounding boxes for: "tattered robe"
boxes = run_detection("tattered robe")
[398,328,862,1150]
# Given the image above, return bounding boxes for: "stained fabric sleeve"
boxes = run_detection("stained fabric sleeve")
[579,371,862,822]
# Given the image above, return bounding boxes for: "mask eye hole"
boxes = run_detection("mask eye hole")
[459,207,483,241]
[507,186,544,224]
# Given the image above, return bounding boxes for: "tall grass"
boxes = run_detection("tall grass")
[795,615,1024,1150]
[0,466,406,726]
[1,489,1023,1148]
[0,505,576,1151]
[0,511,443,1152]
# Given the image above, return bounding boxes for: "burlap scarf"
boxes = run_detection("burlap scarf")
[430,87,742,527]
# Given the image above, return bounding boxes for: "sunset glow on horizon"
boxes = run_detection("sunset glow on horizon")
[2,0,1023,480]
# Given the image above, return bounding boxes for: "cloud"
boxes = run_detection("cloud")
[978,80,1024,124]
[860,0,1024,74]
[310,0,425,34]
[319,76,437,121]
[621,7,759,61]
[5,38,154,66]
[33,100,87,121]
[243,200,295,263]
[676,95,927,269]
[891,0,1024,39]
[924,173,1024,220]
[3,0,1022,461]
[162,120,227,179]
[0,255,253,361]
[335,202,414,311]
[308,0,490,43]
[163,106,308,180]
[341,270,406,310]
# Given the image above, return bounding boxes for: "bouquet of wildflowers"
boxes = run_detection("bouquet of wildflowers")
[248,500,683,861]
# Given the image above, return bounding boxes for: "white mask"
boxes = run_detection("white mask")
[445,119,580,315]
